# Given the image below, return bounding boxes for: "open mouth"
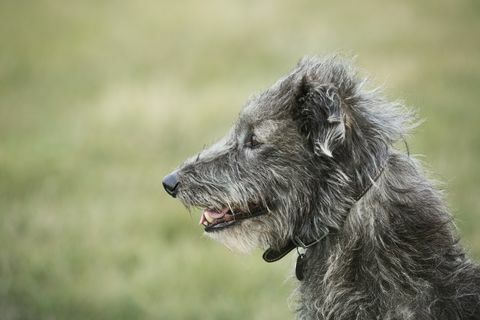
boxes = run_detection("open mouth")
[199,208,236,232]
[199,206,267,232]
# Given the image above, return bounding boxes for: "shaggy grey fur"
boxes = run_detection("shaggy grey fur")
[165,56,480,319]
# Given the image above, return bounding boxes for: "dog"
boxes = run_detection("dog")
[163,56,480,319]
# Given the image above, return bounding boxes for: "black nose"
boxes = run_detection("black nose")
[163,171,179,197]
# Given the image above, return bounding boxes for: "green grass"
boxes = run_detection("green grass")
[1,0,479,319]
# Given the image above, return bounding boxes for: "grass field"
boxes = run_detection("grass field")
[1,1,479,319]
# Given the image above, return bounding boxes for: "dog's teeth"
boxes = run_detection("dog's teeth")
[205,213,215,223]
[199,213,207,225]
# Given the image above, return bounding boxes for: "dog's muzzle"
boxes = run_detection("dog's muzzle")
[163,170,179,197]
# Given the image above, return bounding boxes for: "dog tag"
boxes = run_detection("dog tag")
[295,253,306,281]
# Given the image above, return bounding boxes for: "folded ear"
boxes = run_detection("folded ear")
[293,76,346,157]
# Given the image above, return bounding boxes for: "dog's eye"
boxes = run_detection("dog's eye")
[245,133,260,149]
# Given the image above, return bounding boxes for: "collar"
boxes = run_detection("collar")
[262,156,390,280]
[262,228,330,281]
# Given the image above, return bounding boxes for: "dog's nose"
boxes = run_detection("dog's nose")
[163,171,179,197]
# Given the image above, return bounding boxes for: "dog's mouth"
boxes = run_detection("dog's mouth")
[199,208,236,232]
[199,206,267,232]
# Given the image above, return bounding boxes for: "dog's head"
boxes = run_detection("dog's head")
[163,56,412,253]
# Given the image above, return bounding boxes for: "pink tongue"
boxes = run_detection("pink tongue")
[199,208,229,225]
[207,208,228,218]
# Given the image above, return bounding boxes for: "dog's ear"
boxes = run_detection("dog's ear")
[292,75,346,157]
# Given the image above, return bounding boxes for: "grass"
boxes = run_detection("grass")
[0,0,479,319]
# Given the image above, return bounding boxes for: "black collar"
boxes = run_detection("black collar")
[262,228,330,281]
[262,228,330,263]
[262,157,390,281]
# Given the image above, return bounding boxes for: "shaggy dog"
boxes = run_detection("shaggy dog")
[163,56,480,320]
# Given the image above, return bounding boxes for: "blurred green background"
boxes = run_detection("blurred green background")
[0,0,479,319]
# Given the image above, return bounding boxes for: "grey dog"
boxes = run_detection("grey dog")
[163,56,480,320]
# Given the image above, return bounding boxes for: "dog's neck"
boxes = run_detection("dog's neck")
[295,152,478,320]
[263,152,390,280]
